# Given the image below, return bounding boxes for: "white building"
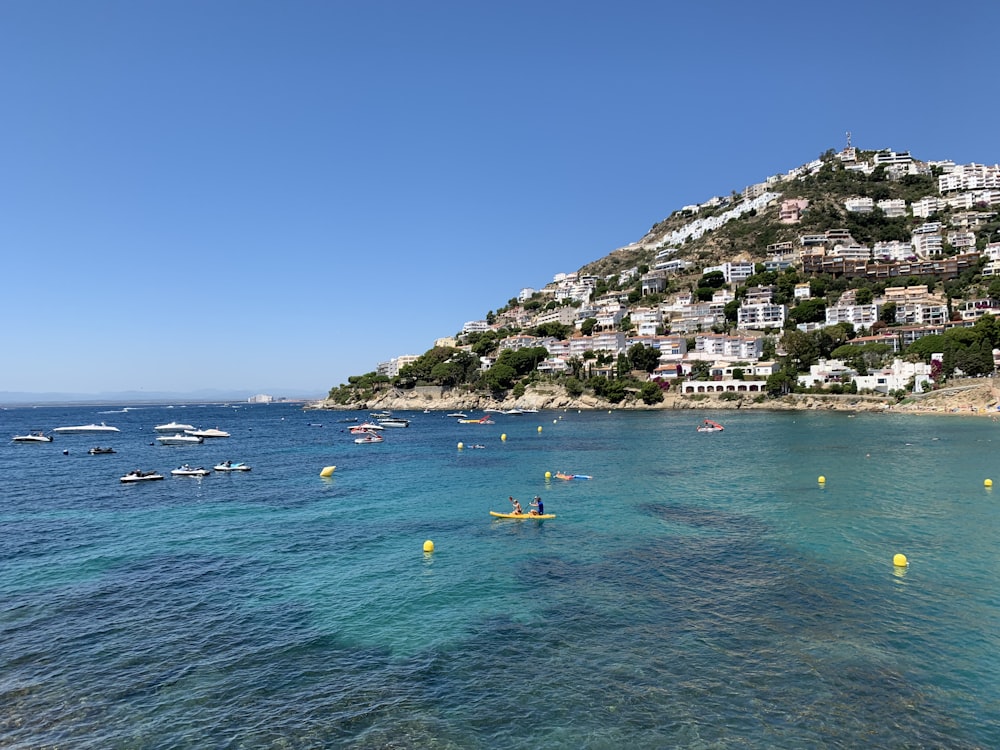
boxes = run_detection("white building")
[911,196,947,218]
[702,261,755,285]
[854,358,933,394]
[877,199,907,218]
[845,197,874,213]
[825,303,879,328]
[738,303,786,329]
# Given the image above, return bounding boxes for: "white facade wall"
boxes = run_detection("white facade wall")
[912,196,946,218]
[845,197,874,213]
[877,199,907,217]
[825,304,879,328]
[738,303,786,329]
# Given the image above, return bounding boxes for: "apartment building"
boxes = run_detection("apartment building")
[825,302,879,328]
[845,197,874,213]
[702,261,755,285]
[737,302,786,329]
[912,196,947,218]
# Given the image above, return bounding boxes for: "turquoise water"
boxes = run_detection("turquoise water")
[2,403,999,748]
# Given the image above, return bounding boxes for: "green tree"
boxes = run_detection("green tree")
[780,330,820,371]
[788,298,827,325]
[627,343,661,373]
[484,362,516,391]
[639,381,665,404]
[564,377,585,397]
[580,317,598,336]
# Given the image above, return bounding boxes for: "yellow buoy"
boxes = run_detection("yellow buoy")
[320,466,336,477]
[457,442,464,450]
[818,475,826,484]
[893,553,908,567]
[423,540,434,553]
[545,471,551,479]
[500,433,506,441]
[537,426,543,433]
[985,478,993,487]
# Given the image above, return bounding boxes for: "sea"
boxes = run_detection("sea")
[2,402,999,749]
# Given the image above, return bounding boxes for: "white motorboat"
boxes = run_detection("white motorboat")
[447,413,468,419]
[120,470,164,483]
[171,464,211,477]
[156,433,204,445]
[184,427,230,438]
[214,461,251,472]
[349,422,384,433]
[154,421,196,432]
[354,432,384,444]
[53,422,120,434]
[12,430,54,443]
[377,417,410,428]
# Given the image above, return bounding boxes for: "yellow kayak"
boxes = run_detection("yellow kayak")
[490,511,556,520]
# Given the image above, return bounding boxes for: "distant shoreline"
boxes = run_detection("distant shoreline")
[307,381,1000,418]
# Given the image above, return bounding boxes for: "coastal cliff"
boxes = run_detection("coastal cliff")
[308,381,1000,415]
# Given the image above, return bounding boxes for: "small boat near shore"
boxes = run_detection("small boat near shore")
[214,461,251,472]
[377,417,409,428]
[157,433,204,445]
[154,421,195,432]
[490,511,556,520]
[88,447,115,455]
[696,419,724,433]
[54,422,120,434]
[354,431,384,444]
[171,464,211,477]
[120,470,164,483]
[184,427,230,438]
[12,430,54,443]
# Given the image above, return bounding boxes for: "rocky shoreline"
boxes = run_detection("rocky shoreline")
[307,381,1000,417]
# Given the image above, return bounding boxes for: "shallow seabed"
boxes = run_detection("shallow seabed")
[2,403,998,748]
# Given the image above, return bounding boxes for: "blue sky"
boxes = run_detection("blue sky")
[2,1,997,398]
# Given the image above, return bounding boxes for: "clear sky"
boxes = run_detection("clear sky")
[2,1,997,399]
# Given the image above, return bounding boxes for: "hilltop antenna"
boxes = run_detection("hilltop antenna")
[846,131,852,149]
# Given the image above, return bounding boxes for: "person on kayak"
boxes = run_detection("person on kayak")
[529,496,544,515]
[509,496,523,514]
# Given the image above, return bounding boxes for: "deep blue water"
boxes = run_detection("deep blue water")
[2,402,999,748]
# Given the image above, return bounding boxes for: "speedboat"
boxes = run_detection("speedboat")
[53,422,120,434]
[120,470,164,483]
[369,411,392,418]
[349,422,384,433]
[154,421,195,432]
[354,431,384,444]
[377,417,409,428]
[12,430,53,442]
[88,446,116,455]
[696,419,724,433]
[171,464,211,477]
[447,413,467,419]
[156,433,204,445]
[214,461,251,472]
[184,427,230,438]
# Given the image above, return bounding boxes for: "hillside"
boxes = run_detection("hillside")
[321,146,1000,410]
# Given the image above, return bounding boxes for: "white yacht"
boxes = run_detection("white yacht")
[12,430,54,442]
[53,422,121,434]
[155,421,196,432]
[156,433,204,445]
